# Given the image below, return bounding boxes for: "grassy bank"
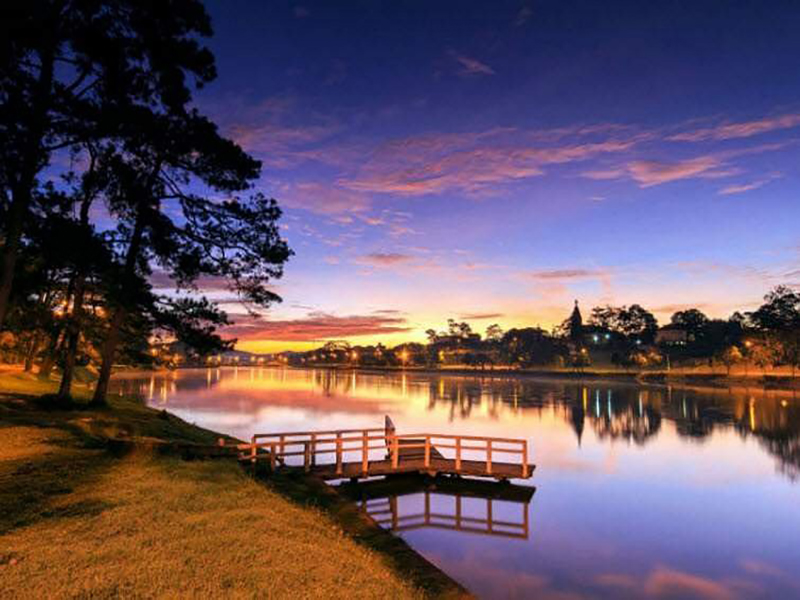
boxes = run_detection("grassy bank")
[0,370,467,599]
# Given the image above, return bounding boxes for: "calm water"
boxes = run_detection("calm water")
[112,367,800,599]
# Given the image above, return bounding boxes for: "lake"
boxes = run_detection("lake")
[111,367,800,599]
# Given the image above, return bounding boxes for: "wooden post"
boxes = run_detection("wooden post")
[310,433,317,466]
[486,439,492,475]
[523,501,529,538]
[336,432,343,475]
[304,441,311,472]
[279,435,285,455]
[487,499,493,533]
[391,436,399,469]
[455,437,461,472]
[385,415,396,459]
[362,431,369,475]
[424,491,431,526]
[424,435,431,468]
[269,443,276,471]
[521,440,528,478]
[390,496,398,530]
[250,435,257,466]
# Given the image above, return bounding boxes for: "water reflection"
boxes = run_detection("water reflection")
[112,368,800,482]
[341,475,534,540]
[110,367,800,599]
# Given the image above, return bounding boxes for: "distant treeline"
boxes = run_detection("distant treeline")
[281,287,800,376]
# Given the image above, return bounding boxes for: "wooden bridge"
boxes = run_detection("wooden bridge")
[234,416,534,482]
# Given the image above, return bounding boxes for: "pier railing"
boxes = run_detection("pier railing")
[234,425,529,479]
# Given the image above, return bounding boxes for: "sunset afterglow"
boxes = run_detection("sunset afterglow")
[165,1,800,352]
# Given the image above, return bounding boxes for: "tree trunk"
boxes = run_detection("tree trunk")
[38,328,65,380]
[57,273,88,399]
[24,334,41,371]
[58,182,96,400]
[91,196,150,406]
[91,306,126,406]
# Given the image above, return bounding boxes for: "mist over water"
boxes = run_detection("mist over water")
[112,367,800,599]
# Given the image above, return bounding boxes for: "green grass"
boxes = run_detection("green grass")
[0,370,467,599]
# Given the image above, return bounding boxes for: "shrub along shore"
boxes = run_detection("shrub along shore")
[0,370,468,599]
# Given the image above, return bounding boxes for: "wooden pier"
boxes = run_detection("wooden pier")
[234,416,534,482]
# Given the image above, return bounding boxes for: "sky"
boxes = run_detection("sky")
[181,0,800,353]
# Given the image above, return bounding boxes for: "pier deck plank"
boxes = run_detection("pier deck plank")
[310,456,530,481]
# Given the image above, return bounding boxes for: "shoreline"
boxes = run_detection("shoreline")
[297,364,800,391]
[0,370,469,599]
[148,363,800,393]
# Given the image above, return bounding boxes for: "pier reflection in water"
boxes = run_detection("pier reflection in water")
[340,475,534,540]
[110,367,800,599]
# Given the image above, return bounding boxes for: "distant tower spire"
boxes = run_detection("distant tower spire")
[569,300,583,341]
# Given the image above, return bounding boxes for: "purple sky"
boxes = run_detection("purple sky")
[176,0,800,352]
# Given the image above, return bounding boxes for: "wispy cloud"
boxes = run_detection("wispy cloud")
[649,302,712,315]
[283,182,371,215]
[448,50,495,76]
[669,112,800,142]
[627,156,723,187]
[340,129,639,196]
[458,312,505,320]
[529,268,609,281]
[581,140,790,187]
[718,172,781,195]
[354,252,414,267]
[224,311,411,341]
[206,95,341,169]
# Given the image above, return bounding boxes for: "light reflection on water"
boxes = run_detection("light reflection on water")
[111,367,800,599]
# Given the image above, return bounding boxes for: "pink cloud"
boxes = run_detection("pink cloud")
[529,268,609,281]
[670,113,800,142]
[649,302,712,314]
[283,182,371,215]
[627,156,722,187]
[457,312,505,320]
[354,252,414,267]
[206,95,341,169]
[718,173,781,195]
[224,311,411,341]
[340,130,639,196]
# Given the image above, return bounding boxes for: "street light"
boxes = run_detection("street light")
[400,349,410,365]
